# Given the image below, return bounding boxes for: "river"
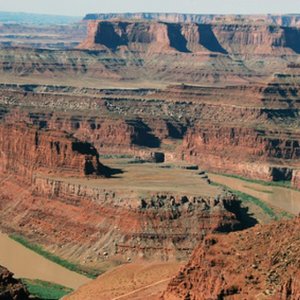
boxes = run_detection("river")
[209,174,300,215]
[0,232,91,289]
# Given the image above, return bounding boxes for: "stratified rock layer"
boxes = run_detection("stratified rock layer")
[0,122,106,177]
[79,20,300,55]
[163,217,300,300]
[1,77,300,188]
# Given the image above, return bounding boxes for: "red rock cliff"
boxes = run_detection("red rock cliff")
[80,20,300,55]
[163,217,300,300]
[0,122,106,177]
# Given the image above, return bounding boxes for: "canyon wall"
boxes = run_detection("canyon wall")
[0,122,106,177]
[181,125,300,181]
[0,165,244,264]
[28,175,243,260]
[163,217,300,299]
[1,79,300,186]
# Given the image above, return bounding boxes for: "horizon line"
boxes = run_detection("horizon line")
[0,10,299,18]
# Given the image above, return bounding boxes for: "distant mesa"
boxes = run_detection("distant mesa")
[79,19,300,55]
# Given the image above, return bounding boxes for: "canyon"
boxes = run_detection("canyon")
[0,12,299,300]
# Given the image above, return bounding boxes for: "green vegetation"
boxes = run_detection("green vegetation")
[212,181,294,220]
[21,279,73,300]
[212,181,276,218]
[213,172,292,189]
[279,210,294,220]
[10,235,98,279]
[231,190,278,219]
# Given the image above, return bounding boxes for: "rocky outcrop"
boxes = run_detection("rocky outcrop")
[0,266,30,300]
[163,217,300,300]
[0,122,107,177]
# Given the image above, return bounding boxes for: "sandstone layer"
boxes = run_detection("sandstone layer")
[0,122,107,177]
[80,20,300,56]
[163,217,300,300]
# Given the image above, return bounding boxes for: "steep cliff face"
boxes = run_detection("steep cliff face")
[0,122,106,177]
[80,21,192,53]
[181,125,300,180]
[213,24,300,54]
[1,22,299,86]
[163,217,300,300]
[0,266,30,300]
[79,20,300,55]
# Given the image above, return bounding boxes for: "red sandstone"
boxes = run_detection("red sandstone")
[163,217,300,300]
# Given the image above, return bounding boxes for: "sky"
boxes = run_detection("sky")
[0,0,299,17]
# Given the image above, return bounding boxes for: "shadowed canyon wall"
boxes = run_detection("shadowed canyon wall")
[79,20,300,56]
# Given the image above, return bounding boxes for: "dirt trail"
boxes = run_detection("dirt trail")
[112,278,171,300]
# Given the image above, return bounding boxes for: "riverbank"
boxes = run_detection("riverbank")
[0,232,91,290]
[209,173,300,216]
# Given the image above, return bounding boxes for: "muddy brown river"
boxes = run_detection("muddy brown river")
[0,232,91,289]
[209,174,300,215]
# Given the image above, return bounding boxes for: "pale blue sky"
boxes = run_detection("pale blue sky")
[0,0,299,16]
